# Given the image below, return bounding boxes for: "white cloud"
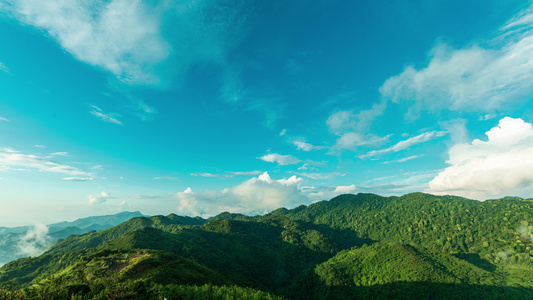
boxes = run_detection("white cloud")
[428,117,533,199]
[227,170,263,176]
[258,153,301,165]
[87,191,109,205]
[174,172,308,217]
[50,152,69,156]
[4,0,170,84]
[295,172,344,180]
[190,170,263,178]
[0,116,9,122]
[279,129,287,136]
[327,102,386,135]
[34,145,46,148]
[380,5,533,118]
[333,184,356,193]
[154,176,180,180]
[62,177,94,181]
[327,102,389,151]
[291,140,324,151]
[0,62,9,73]
[479,114,498,121]
[360,131,446,159]
[383,155,424,164]
[333,132,390,151]
[190,172,230,179]
[0,147,92,176]
[89,105,123,125]
[16,223,51,256]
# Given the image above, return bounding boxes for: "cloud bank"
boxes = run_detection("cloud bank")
[428,117,533,199]
[175,172,308,216]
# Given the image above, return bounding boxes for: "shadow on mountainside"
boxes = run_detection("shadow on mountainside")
[293,280,533,300]
[453,253,498,272]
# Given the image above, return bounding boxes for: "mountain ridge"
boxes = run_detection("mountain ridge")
[2,192,533,299]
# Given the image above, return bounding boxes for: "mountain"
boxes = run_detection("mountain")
[1,193,533,299]
[0,211,146,266]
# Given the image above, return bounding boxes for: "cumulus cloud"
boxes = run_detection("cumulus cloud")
[174,172,308,216]
[3,0,170,84]
[360,131,446,159]
[0,147,92,176]
[89,105,123,125]
[303,184,358,201]
[16,223,52,257]
[428,117,533,199]
[333,184,356,193]
[380,4,533,118]
[87,191,109,205]
[258,153,301,165]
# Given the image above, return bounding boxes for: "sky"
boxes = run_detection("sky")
[2,0,533,226]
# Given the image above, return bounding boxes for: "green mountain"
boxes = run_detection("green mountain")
[1,193,533,299]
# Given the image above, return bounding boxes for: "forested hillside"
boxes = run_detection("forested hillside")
[1,193,533,299]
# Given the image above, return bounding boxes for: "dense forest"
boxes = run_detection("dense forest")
[1,193,533,299]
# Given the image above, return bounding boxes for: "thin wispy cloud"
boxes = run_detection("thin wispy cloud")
[0,147,92,176]
[0,62,8,73]
[360,131,446,159]
[190,170,263,179]
[62,177,94,181]
[154,176,180,180]
[291,140,325,151]
[89,105,123,125]
[327,102,389,151]
[258,153,301,166]
[0,116,9,122]
[50,152,69,157]
[190,172,230,179]
[383,155,425,164]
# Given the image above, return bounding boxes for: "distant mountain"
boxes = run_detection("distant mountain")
[47,211,147,232]
[0,211,146,266]
[2,193,533,299]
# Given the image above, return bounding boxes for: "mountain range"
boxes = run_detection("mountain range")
[0,211,145,266]
[1,193,533,299]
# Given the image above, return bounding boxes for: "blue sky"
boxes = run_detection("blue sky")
[2,0,533,226]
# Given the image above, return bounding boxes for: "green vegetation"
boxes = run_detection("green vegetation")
[2,193,533,299]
